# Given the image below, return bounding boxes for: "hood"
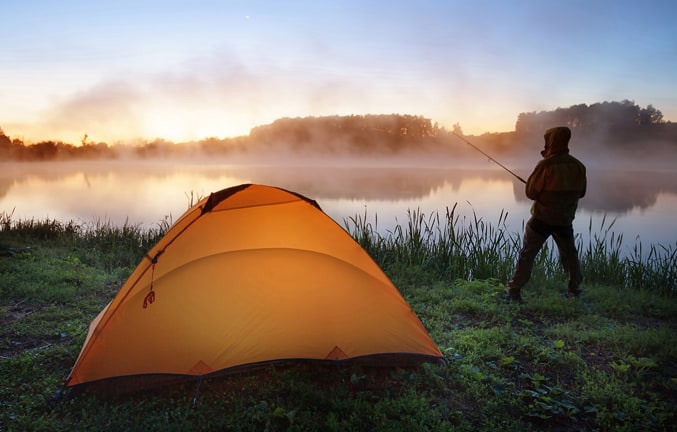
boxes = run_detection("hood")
[541,126,571,157]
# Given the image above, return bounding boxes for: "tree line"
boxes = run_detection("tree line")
[515,100,664,135]
[1,100,674,162]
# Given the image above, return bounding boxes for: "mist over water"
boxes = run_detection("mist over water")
[1,157,676,257]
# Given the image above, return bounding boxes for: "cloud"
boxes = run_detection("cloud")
[9,45,526,144]
[43,80,145,134]
[19,52,395,143]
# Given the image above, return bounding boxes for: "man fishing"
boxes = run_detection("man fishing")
[504,126,587,302]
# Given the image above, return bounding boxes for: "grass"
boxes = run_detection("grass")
[1,208,676,431]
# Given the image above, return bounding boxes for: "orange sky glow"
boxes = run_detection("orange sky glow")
[2,1,675,145]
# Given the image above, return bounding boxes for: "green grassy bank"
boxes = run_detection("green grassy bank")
[1,209,675,431]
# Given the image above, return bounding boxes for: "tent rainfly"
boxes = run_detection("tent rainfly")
[66,184,443,388]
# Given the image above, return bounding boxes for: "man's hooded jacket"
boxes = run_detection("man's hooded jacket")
[526,127,587,226]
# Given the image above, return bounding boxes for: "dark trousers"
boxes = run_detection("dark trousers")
[507,217,583,295]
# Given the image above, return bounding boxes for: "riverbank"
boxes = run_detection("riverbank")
[1,214,675,430]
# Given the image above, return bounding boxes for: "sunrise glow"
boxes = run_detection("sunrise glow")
[1,1,675,145]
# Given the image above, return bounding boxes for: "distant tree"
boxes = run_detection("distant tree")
[587,100,639,130]
[433,121,441,136]
[638,105,663,125]
[0,128,13,160]
[560,104,585,131]
[515,100,667,136]
[28,141,59,160]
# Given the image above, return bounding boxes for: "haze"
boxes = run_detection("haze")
[2,0,676,145]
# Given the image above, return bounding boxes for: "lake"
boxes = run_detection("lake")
[1,160,676,256]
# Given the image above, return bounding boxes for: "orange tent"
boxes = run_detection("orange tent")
[67,184,442,388]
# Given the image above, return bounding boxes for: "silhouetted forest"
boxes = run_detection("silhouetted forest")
[1,100,675,163]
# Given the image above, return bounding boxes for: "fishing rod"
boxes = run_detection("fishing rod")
[451,131,526,184]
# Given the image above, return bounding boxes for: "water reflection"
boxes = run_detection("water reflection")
[1,161,676,248]
[513,168,677,214]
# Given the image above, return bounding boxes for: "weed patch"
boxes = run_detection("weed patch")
[1,212,675,431]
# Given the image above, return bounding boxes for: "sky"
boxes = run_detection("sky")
[1,0,676,145]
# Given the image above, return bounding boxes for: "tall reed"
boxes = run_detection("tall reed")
[0,212,168,272]
[345,205,520,283]
[579,214,676,294]
[2,208,674,294]
[344,208,676,294]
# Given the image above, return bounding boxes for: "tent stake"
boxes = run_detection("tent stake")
[192,376,203,407]
[48,385,66,409]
